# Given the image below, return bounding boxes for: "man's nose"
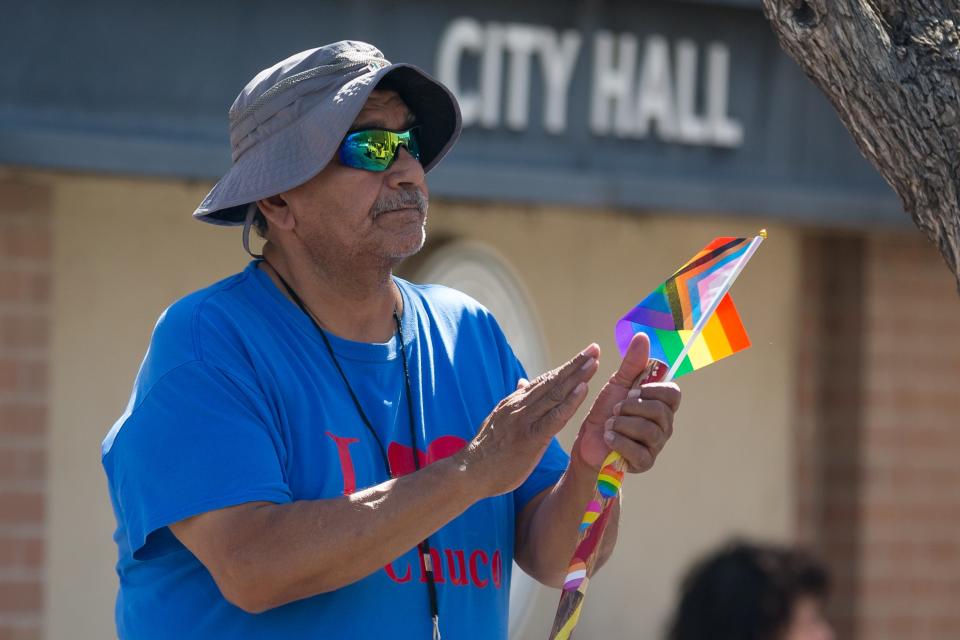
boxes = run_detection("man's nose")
[386,146,426,191]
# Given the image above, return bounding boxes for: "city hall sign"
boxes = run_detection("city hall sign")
[436,17,744,148]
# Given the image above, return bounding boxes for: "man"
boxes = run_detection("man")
[101,41,681,638]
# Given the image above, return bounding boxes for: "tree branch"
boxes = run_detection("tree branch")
[762,0,960,291]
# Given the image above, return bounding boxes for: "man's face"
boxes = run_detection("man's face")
[279,89,429,269]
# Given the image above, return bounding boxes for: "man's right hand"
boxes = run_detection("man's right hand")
[458,343,601,497]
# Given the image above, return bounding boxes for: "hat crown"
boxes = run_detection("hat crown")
[228,41,389,130]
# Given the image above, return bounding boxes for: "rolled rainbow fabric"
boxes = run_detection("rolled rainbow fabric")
[597,465,624,498]
[563,560,587,591]
[579,500,603,532]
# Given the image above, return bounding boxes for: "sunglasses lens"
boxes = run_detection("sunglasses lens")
[339,128,421,172]
[403,129,421,162]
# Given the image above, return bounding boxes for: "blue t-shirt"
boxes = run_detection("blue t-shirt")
[101,261,570,639]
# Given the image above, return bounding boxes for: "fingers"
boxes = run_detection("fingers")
[635,383,682,413]
[522,344,600,414]
[613,384,681,424]
[605,415,667,451]
[610,332,651,388]
[604,382,680,473]
[532,379,590,438]
[602,426,657,473]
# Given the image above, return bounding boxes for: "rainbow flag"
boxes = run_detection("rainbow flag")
[615,236,754,378]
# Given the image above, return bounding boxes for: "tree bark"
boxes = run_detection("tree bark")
[761,0,960,291]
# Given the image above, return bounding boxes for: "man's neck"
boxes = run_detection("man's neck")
[260,244,403,343]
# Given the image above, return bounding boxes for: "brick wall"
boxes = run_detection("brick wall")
[0,177,51,640]
[795,234,866,639]
[858,234,960,639]
[798,231,960,639]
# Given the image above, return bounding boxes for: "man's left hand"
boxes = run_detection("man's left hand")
[572,332,681,473]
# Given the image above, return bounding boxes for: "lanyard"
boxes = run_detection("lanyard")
[264,260,441,639]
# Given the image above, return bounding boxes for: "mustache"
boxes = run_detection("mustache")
[370,189,429,218]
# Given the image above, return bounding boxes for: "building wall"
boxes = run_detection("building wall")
[0,175,52,640]
[797,231,960,640]
[858,234,960,639]
[34,171,799,638]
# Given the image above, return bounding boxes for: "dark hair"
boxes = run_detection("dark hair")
[666,540,829,640]
[251,205,268,238]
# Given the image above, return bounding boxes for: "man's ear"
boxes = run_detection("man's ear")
[256,194,296,231]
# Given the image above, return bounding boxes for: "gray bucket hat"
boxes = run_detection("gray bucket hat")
[193,41,462,226]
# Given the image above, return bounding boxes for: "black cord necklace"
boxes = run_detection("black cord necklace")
[263,260,441,639]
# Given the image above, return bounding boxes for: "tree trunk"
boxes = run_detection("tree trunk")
[761,0,960,291]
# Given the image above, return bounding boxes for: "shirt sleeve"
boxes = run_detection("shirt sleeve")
[102,360,292,561]
[513,438,570,517]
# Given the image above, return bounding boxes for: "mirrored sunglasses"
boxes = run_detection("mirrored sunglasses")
[338,127,422,172]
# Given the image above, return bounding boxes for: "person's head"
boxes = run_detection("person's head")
[666,540,833,640]
[254,86,429,270]
[192,41,461,270]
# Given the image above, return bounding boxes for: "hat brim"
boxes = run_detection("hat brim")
[193,63,462,226]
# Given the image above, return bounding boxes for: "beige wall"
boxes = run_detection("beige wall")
[45,172,800,638]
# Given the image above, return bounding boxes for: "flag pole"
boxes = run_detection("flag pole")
[549,230,766,640]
